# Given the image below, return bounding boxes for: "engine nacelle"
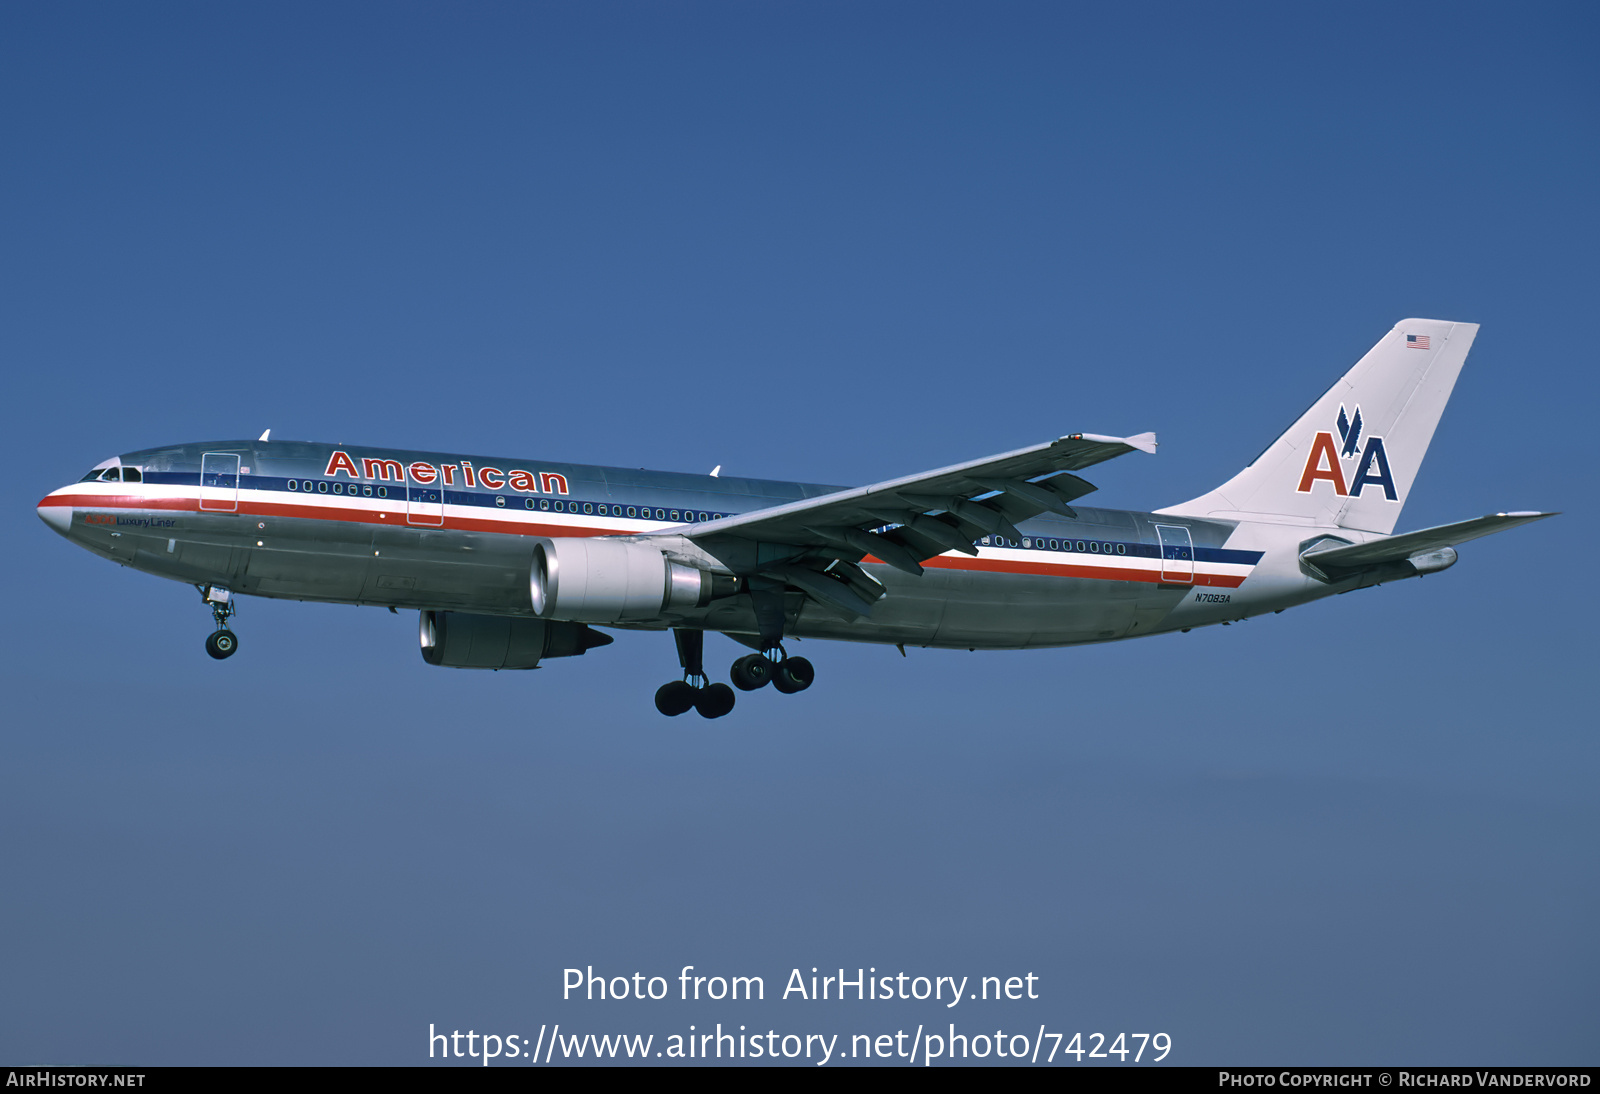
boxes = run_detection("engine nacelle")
[530,537,727,623]
[419,610,612,670]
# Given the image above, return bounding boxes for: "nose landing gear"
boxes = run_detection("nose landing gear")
[199,585,239,660]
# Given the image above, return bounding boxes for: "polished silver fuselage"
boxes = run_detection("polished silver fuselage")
[38,439,1363,650]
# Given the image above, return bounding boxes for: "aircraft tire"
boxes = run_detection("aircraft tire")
[205,630,238,660]
[730,653,773,691]
[655,681,698,717]
[771,656,814,694]
[695,683,736,719]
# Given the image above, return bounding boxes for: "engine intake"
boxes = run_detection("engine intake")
[531,537,728,623]
[419,610,612,670]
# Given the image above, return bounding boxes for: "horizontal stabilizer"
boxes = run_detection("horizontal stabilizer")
[1302,511,1556,573]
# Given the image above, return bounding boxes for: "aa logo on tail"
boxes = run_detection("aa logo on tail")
[1296,404,1398,500]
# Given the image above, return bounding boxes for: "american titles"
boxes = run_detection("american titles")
[323,450,569,495]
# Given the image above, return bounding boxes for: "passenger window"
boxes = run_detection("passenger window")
[377,487,387,498]
[524,499,534,509]
[626,506,637,517]
[332,483,343,494]
[1049,539,1059,550]
[363,485,373,496]
[596,504,608,515]
[318,482,328,493]
[669,510,680,521]
[540,500,549,511]
[583,503,593,514]
[495,496,505,507]
[288,479,299,491]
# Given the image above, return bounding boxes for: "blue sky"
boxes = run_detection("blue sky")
[2,2,1595,1065]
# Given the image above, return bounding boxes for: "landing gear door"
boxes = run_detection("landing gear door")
[200,452,240,512]
[407,475,443,526]
[1155,524,1195,585]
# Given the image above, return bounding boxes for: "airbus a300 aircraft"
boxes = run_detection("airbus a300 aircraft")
[37,319,1551,718]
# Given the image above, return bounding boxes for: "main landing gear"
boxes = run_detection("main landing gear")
[199,585,239,660]
[730,649,814,694]
[655,629,735,719]
[655,630,817,718]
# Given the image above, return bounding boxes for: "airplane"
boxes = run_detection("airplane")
[36,318,1553,719]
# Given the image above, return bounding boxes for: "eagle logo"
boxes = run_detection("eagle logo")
[1336,404,1363,459]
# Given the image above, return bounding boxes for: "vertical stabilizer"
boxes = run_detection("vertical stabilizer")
[1155,319,1477,534]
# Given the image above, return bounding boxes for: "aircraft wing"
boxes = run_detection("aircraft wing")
[659,432,1156,619]
[1301,511,1556,576]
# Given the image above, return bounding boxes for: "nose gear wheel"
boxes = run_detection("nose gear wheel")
[197,585,239,660]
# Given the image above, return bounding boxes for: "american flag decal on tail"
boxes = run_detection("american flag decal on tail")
[1406,334,1430,350]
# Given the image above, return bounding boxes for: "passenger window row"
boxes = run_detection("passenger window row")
[982,534,1132,555]
[279,477,724,521]
[522,499,723,522]
[288,479,386,497]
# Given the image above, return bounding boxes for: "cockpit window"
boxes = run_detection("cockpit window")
[122,467,142,482]
[98,468,121,482]
[80,469,107,482]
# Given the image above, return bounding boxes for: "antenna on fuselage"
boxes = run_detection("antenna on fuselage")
[710,465,721,478]
[258,429,272,442]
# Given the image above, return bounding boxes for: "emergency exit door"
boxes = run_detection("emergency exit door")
[407,473,444,526]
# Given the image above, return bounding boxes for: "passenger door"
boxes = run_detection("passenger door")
[1154,524,1195,585]
[200,452,240,512]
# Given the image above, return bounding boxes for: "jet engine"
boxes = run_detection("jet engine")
[419,610,612,670]
[530,537,732,623]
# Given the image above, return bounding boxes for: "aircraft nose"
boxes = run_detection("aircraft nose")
[37,492,73,536]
